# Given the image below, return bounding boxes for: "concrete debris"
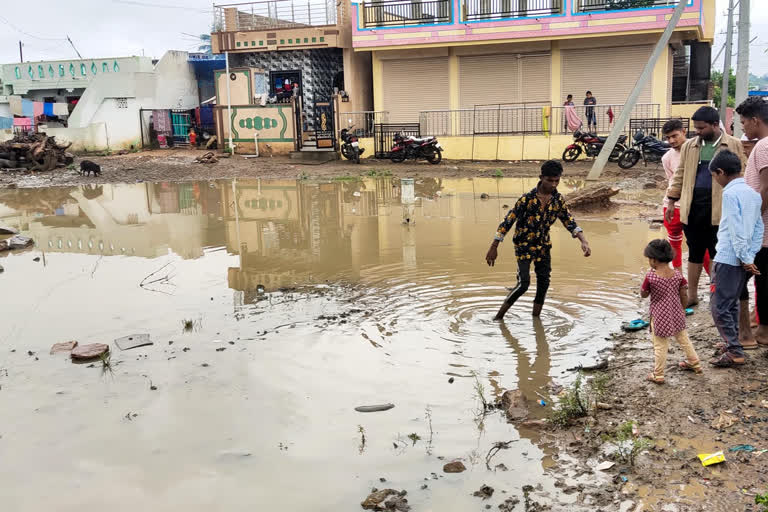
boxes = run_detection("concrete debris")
[50,341,78,354]
[71,343,109,360]
[443,460,466,473]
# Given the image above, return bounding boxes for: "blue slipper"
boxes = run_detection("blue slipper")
[622,319,650,331]
[685,308,694,316]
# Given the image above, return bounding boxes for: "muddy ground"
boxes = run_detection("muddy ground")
[541,294,768,512]
[0,148,641,189]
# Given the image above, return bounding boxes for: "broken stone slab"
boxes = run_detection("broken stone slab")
[0,226,19,235]
[355,404,395,413]
[114,333,153,351]
[361,489,409,511]
[472,484,494,500]
[443,460,466,473]
[500,389,529,422]
[71,343,109,361]
[50,341,78,354]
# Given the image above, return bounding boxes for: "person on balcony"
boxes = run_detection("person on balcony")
[584,91,597,133]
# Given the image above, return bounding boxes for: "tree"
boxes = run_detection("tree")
[712,69,736,110]
[198,33,212,55]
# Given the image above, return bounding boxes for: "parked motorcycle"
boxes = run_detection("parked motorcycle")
[390,133,442,165]
[617,131,670,169]
[562,130,627,163]
[340,127,364,164]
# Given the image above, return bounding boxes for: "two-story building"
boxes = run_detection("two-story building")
[349,0,715,160]
[211,0,373,153]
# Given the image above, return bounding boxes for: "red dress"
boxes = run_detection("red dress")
[641,270,687,337]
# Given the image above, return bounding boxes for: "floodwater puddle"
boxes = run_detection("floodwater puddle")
[0,177,661,511]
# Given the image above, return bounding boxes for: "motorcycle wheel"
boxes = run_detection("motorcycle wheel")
[425,148,442,165]
[562,146,581,162]
[618,149,641,169]
[354,147,361,164]
[609,143,626,163]
[390,151,406,163]
[341,145,351,160]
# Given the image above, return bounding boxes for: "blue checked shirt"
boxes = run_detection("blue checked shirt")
[714,178,764,266]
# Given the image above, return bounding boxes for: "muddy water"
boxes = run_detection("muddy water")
[0,178,659,511]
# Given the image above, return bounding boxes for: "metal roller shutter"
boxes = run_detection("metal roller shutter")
[459,54,520,108]
[561,45,652,105]
[520,55,551,103]
[382,58,450,123]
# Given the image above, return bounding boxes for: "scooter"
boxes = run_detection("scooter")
[340,127,364,164]
[390,133,442,164]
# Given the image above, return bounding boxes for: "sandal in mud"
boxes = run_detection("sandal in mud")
[622,319,650,332]
[646,373,665,384]
[678,361,703,374]
[709,352,746,368]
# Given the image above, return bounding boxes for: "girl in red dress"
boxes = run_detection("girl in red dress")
[640,239,702,383]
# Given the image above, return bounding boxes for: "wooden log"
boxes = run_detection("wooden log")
[564,185,619,208]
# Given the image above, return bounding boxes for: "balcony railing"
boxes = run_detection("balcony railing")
[464,0,562,21]
[576,0,678,12]
[213,0,342,31]
[362,0,452,27]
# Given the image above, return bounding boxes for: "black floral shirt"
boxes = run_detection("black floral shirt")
[494,186,582,261]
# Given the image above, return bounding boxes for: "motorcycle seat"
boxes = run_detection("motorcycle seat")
[407,136,434,143]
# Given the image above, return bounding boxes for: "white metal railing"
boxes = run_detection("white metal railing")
[341,111,389,137]
[213,0,343,31]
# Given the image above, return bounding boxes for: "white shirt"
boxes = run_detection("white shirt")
[662,148,682,209]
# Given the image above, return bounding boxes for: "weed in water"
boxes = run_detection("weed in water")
[332,175,360,182]
[182,319,194,332]
[550,372,611,427]
[470,370,489,411]
[493,169,503,178]
[424,405,434,455]
[358,425,366,454]
[602,421,653,466]
[100,351,114,378]
[407,433,421,446]
[365,169,392,177]
[298,172,309,180]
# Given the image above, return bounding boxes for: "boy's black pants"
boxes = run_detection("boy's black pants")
[504,251,552,306]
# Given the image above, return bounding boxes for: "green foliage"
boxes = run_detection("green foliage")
[602,421,653,466]
[366,169,392,177]
[407,433,421,446]
[712,69,736,110]
[756,490,768,511]
[550,372,611,427]
[493,169,503,178]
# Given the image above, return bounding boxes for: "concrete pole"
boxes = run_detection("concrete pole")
[734,0,751,138]
[225,50,234,152]
[720,0,735,125]
[587,0,688,181]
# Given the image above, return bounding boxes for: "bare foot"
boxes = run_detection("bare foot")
[755,325,768,346]
[532,303,543,317]
[686,298,699,308]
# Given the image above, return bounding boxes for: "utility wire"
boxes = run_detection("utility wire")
[0,15,67,41]
[111,0,211,13]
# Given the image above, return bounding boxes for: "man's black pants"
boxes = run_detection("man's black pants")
[504,251,552,306]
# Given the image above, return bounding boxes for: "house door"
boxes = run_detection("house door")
[314,101,335,149]
[171,111,191,144]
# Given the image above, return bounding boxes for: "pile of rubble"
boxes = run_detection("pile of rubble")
[0,133,75,172]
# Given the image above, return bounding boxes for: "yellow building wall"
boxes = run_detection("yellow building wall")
[702,0,716,42]
[651,46,671,118]
[670,101,713,122]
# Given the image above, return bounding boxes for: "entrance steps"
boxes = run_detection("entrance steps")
[290,149,338,162]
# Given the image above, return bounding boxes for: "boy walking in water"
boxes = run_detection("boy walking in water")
[485,160,591,320]
[708,150,763,367]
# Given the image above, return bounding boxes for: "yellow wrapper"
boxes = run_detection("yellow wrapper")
[698,451,725,466]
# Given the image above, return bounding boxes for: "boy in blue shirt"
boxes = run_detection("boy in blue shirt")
[709,150,764,367]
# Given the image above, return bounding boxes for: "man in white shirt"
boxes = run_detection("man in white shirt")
[736,96,768,346]
[661,119,696,272]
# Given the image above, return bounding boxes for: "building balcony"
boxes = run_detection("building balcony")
[212,0,351,53]
[352,0,706,48]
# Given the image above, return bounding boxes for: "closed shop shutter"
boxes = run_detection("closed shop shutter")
[561,45,652,105]
[520,55,550,103]
[382,58,449,123]
[459,54,520,109]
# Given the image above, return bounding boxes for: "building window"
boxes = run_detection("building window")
[252,41,256,46]
[103,62,109,73]
[80,63,87,76]
[320,37,325,42]
[116,98,128,109]
[236,41,241,47]
[70,63,76,76]
[312,37,316,42]
[14,67,21,79]
[48,65,54,78]
[280,39,285,44]
[91,62,98,74]
[304,38,308,43]
[288,39,293,44]
[38,65,44,78]
[259,41,264,46]
[113,61,120,72]
[59,65,65,77]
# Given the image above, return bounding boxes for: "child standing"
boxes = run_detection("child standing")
[641,239,701,383]
[708,150,764,367]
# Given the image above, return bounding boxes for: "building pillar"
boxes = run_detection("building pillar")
[372,51,384,112]
[651,45,671,118]
[550,41,561,108]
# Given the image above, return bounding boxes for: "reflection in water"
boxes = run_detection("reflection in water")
[0,176,655,512]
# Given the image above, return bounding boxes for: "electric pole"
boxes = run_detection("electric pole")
[734,0,751,138]
[587,0,688,180]
[720,0,735,125]
[18,41,23,62]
